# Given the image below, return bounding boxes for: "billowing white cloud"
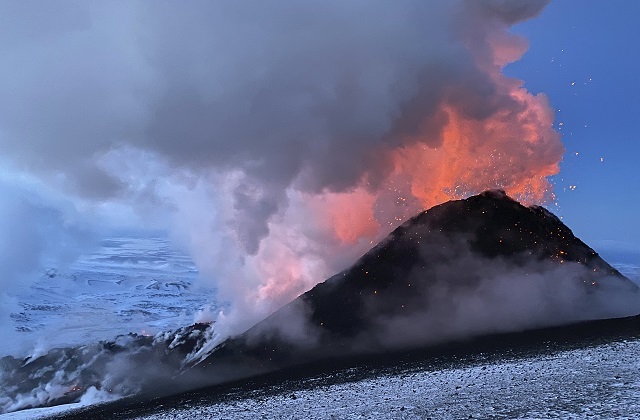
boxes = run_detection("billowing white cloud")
[0,0,561,335]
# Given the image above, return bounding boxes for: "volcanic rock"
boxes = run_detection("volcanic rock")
[195,190,638,374]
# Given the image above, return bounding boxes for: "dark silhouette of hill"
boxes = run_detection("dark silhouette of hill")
[194,190,638,376]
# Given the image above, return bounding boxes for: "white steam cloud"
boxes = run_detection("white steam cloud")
[0,176,95,354]
[0,1,561,340]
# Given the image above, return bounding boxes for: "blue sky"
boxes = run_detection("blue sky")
[507,0,640,251]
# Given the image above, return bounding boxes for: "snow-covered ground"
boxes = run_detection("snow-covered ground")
[133,338,640,419]
[7,236,217,354]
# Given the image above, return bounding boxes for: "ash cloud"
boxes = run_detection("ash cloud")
[0,177,96,355]
[0,182,90,287]
[0,1,562,339]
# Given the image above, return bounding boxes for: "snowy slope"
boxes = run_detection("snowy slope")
[7,236,217,354]
[133,338,640,419]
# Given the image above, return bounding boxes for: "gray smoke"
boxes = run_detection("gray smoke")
[0,178,96,355]
[364,240,640,351]
[0,0,563,351]
[0,0,554,249]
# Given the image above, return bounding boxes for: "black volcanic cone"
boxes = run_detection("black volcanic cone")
[195,190,638,374]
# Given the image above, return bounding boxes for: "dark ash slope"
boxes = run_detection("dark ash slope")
[194,190,638,375]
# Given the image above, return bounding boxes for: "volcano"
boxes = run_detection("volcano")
[190,190,639,378]
[3,191,639,415]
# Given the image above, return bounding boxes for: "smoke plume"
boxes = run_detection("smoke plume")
[0,1,562,335]
[0,176,95,354]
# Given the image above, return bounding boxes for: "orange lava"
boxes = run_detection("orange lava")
[317,24,563,244]
[216,5,565,318]
[313,189,379,245]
